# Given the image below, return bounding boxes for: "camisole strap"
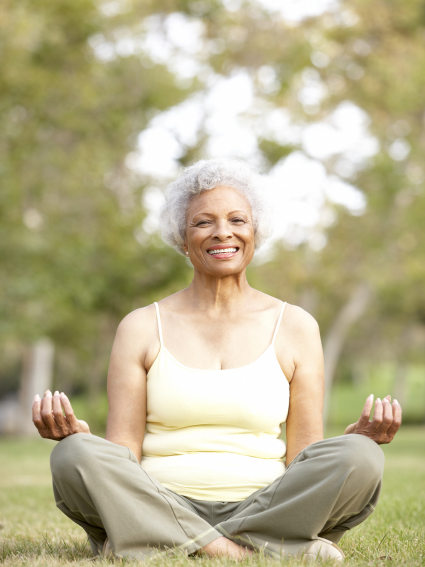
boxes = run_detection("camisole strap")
[272,302,287,345]
[153,302,164,347]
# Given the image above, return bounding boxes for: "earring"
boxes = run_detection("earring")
[185,251,189,255]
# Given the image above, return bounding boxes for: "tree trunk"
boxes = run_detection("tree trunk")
[19,338,55,435]
[323,283,373,426]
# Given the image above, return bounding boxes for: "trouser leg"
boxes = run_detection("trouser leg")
[216,434,384,557]
[50,434,221,559]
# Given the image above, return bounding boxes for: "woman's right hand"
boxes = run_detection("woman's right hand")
[32,390,90,441]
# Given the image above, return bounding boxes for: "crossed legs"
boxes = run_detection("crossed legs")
[51,433,384,559]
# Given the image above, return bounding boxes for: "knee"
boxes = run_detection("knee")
[50,433,94,482]
[337,434,384,484]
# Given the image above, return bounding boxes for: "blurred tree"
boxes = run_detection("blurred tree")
[249,0,425,420]
[314,0,425,413]
[0,0,318,403]
[1,0,425,428]
[0,0,197,403]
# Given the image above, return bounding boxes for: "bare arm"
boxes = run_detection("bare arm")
[105,308,155,462]
[281,306,402,466]
[279,307,325,465]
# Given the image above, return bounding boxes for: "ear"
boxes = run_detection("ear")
[183,242,188,255]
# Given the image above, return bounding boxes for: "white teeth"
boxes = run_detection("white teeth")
[208,247,237,255]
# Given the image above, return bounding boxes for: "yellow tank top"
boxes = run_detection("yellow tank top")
[141,301,290,502]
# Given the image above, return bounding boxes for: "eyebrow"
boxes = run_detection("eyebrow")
[192,210,248,218]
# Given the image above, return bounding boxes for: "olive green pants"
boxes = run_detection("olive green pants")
[50,433,384,560]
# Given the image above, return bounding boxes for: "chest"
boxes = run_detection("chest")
[160,314,277,371]
[146,349,290,431]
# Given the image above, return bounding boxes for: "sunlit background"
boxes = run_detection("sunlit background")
[1,0,424,435]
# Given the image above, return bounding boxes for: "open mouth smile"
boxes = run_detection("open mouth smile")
[207,246,239,258]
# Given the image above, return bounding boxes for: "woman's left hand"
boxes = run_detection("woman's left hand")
[344,394,402,444]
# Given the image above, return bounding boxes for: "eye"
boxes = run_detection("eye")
[195,220,210,226]
[231,218,245,224]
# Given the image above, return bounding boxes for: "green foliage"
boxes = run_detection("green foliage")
[1,0,425,403]
[249,0,425,384]
[258,140,296,167]
[0,0,198,393]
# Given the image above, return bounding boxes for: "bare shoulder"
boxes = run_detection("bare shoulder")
[272,303,321,383]
[280,304,323,370]
[282,303,320,337]
[117,304,157,339]
[111,304,160,369]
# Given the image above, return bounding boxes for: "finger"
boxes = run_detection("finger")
[357,394,374,427]
[32,394,46,431]
[387,399,402,437]
[52,391,67,428]
[383,394,391,402]
[370,398,383,431]
[60,393,80,429]
[381,398,393,433]
[40,390,56,428]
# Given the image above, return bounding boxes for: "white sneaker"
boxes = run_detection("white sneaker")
[102,537,114,558]
[303,537,345,561]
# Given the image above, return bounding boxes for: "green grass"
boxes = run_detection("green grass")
[1,428,424,565]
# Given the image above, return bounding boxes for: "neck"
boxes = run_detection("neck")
[185,268,253,312]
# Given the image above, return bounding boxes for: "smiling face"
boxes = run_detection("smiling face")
[183,185,255,276]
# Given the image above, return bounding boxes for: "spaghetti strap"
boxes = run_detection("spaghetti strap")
[154,302,164,346]
[272,302,287,344]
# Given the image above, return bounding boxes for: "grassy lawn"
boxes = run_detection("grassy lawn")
[0,427,424,566]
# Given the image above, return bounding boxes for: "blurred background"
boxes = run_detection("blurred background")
[1,0,425,437]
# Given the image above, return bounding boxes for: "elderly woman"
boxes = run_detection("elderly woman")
[33,159,401,562]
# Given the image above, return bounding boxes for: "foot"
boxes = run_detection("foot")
[201,536,253,559]
[303,538,345,562]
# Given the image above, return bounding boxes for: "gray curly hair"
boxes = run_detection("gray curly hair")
[159,158,272,255]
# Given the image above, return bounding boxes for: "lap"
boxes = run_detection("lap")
[52,432,383,523]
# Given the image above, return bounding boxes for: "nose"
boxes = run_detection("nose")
[211,218,233,241]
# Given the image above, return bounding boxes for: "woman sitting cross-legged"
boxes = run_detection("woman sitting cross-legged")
[32,159,402,561]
